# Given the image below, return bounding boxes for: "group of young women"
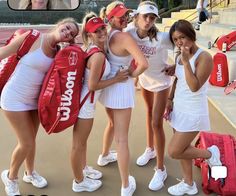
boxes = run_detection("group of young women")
[0,1,222,196]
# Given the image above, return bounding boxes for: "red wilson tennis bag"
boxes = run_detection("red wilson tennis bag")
[216,31,236,51]
[0,29,40,94]
[194,132,236,196]
[38,46,105,134]
[38,45,86,134]
[209,52,229,87]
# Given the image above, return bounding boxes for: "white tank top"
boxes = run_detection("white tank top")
[174,48,209,115]
[0,34,54,111]
[80,45,111,100]
[106,30,133,78]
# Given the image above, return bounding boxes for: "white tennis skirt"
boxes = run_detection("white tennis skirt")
[170,107,211,132]
[99,77,135,109]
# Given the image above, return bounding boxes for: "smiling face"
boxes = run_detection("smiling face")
[57,22,78,42]
[89,26,107,45]
[31,0,48,9]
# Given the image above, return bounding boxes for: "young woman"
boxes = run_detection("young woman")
[0,18,79,196]
[71,12,129,193]
[127,1,175,191]
[98,1,148,196]
[167,20,221,195]
[99,1,175,191]
[18,0,70,10]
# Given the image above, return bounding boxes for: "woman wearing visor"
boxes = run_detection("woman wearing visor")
[98,1,148,195]
[125,1,175,191]
[71,12,129,193]
[98,1,174,192]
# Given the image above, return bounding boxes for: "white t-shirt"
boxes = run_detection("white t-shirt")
[126,24,174,92]
[196,0,209,9]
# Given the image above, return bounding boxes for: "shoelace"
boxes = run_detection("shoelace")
[154,172,163,180]
[31,171,43,182]
[84,178,99,185]
[85,166,100,174]
[174,178,187,191]
[108,153,117,160]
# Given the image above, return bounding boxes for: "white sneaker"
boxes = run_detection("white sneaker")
[83,165,102,180]
[97,150,117,166]
[1,170,20,196]
[168,180,198,196]
[136,147,156,166]
[121,176,136,196]
[23,170,47,188]
[207,145,222,167]
[148,166,167,191]
[72,177,102,192]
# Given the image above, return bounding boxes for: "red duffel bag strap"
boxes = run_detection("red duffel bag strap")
[17,29,40,59]
[80,47,106,107]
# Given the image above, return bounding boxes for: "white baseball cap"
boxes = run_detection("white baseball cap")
[137,4,160,18]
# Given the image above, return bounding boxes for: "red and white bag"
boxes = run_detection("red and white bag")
[0,29,40,94]
[38,45,104,134]
[216,31,236,51]
[194,132,236,196]
[209,52,229,87]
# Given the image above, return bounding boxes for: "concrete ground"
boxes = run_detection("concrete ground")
[0,90,235,196]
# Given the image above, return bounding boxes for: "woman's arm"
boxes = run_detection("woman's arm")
[168,77,177,101]
[118,32,148,77]
[0,31,30,59]
[181,47,213,92]
[88,52,129,91]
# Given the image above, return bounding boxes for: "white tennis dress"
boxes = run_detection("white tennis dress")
[1,35,54,111]
[170,48,211,132]
[126,24,174,92]
[99,30,134,109]
[78,45,111,119]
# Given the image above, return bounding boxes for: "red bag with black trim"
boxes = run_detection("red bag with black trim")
[0,29,40,94]
[38,46,104,134]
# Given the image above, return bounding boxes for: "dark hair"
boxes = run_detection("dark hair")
[169,20,196,44]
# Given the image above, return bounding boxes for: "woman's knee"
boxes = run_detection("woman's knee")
[72,140,87,152]
[114,137,128,146]
[152,119,163,131]
[146,107,153,118]
[108,120,114,129]
[19,140,35,152]
[168,145,182,159]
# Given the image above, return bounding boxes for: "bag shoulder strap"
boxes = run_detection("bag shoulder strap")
[86,47,106,77]
[80,47,106,105]
[86,47,103,59]
[17,29,40,59]
[212,36,220,48]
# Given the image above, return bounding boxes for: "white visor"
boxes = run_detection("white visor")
[137,4,159,18]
